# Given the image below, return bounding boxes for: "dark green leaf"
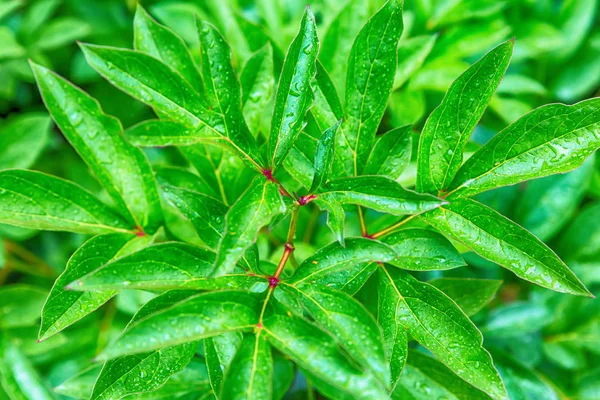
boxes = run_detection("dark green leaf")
[205,332,242,397]
[0,170,131,235]
[268,8,318,170]
[378,266,507,400]
[449,98,600,198]
[309,120,340,193]
[420,197,591,296]
[31,62,163,232]
[364,126,413,180]
[337,0,404,176]
[125,120,202,147]
[416,40,513,194]
[213,177,285,277]
[429,278,502,316]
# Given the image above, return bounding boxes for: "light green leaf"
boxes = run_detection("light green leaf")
[378,265,507,400]
[100,290,260,359]
[263,313,389,399]
[0,335,56,400]
[220,333,273,400]
[268,8,318,170]
[392,350,492,400]
[556,0,598,61]
[313,196,346,245]
[393,35,437,90]
[449,98,600,198]
[416,39,513,194]
[124,120,201,147]
[482,302,550,338]
[0,27,25,60]
[69,243,264,292]
[213,177,285,277]
[134,5,203,90]
[35,17,89,50]
[380,228,465,271]
[421,197,591,296]
[290,238,397,290]
[319,0,369,95]
[155,166,219,199]
[309,120,340,193]
[205,332,243,397]
[338,0,404,176]
[31,62,163,233]
[310,61,344,132]
[429,278,502,316]
[0,113,51,170]
[0,285,46,329]
[364,126,413,181]
[296,285,390,388]
[317,176,445,217]
[241,44,275,136]
[0,1,21,21]
[39,234,140,341]
[0,170,131,234]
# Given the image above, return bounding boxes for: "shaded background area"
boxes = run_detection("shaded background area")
[0,0,599,398]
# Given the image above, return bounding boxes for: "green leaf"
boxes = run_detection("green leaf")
[363,126,413,180]
[290,238,397,290]
[0,285,46,329]
[0,170,131,234]
[296,285,390,388]
[241,44,275,136]
[39,233,140,341]
[134,5,203,90]
[69,243,264,292]
[513,156,595,241]
[213,177,285,277]
[420,197,591,296]
[393,35,437,90]
[317,176,445,217]
[449,98,600,198]
[125,120,202,147]
[205,332,242,397]
[34,17,89,50]
[416,39,513,194]
[162,185,227,247]
[338,0,404,176]
[393,350,491,400]
[272,353,294,400]
[378,265,507,400]
[319,0,369,95]
[100,290,260,359]
[0,113,51,170]
[263,313,389,399]
[482,302,550,338]
[380,228,465,271]
[310,62,344,132]
[308,120,340,193]
[31,62,163,233]
[429,278,502,316]
[268,8,318,170]
[220,333,273,400]
[0,335,56,400]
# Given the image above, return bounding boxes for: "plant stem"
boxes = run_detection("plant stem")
[357,206,368,237]
[371,214,418,239]
[3,240,55,276]
[274,207,299,279]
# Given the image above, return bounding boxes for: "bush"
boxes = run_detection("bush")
[0,1,599,399]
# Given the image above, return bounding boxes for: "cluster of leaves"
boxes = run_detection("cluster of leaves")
[0,0,599,399]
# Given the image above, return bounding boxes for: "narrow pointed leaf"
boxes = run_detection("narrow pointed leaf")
[31,62,162,232]
[69,243,264,291]
[416,40,513,194]
[393,34,437,90]
[295,285,390,388]
[318,176,445,216]
[429,278,502,316]
[449,98,600,198]
[268,8,318,169]
[241,44,275,135]
[377,282,408,389]
[0,113,52,170]
[291,238,397,289]
[314,197,346,244]
[338,0,404,176]
[0,170,130,235]
[378,265,508,400]
[380,228,465,271]
[100,291,260,359]
[263,314,389,399]
[220,333,273,400]
[213,177,285,277]
[364,126,413,180]
[134,5,203,90]
[309,120,340,193]
[125,120,202,147]
[420,197,591,296]
[205,332,243,397]
[39,234,139,341]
